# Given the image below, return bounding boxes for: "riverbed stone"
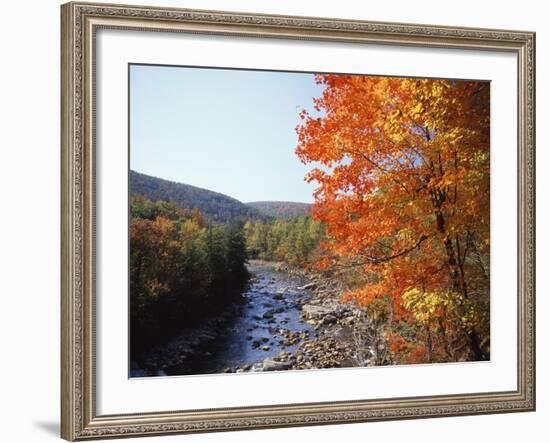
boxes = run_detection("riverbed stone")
[262,358,291,371]
[302,304,334,320]
[322,314,338,325]
[297,282,316,290]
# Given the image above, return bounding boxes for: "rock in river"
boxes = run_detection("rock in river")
[297,282,317,291]
[261,358,291,371]
[302,304,334,320]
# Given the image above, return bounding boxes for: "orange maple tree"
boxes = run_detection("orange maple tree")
[296,75,490,362]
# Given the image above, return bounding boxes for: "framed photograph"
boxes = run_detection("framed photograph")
[61,1,536,440]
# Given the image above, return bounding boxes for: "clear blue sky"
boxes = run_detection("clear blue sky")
[129,64,325,203]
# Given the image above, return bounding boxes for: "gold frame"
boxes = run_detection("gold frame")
[61,2,536,440]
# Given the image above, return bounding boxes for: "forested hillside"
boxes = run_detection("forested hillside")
[130,170,262,223]
[244,216,324,267]
[246,201,311,219]
[130,195,249,354]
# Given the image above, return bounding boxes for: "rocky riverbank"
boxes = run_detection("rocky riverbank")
[131,260,377,377]
[131,303,247,377]
[232,261,375,372]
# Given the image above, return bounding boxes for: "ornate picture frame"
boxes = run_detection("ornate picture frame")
[61,2,535,440]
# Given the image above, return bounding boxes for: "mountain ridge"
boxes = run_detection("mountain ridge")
[130,170,261,223]
[130,170,311,223]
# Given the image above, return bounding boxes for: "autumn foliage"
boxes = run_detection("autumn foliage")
[129,196,249,355]
[296,75,490,363]
[244,216,325,267]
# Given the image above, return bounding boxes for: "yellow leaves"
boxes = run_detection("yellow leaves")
[389,108,401,119]
[396,227,415,242]
[389,131,405,144]
[402,288,463,324]
[459,303,478,334]
[409,102,424,117]
[401,287,482,334]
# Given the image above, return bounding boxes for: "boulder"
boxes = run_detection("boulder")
[302,304,334,320]
[262,358,291,371]
[297,282,316,291]
[321,314,338,325]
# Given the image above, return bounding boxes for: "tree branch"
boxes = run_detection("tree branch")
[363,234,429,264]
[354,150,412,195]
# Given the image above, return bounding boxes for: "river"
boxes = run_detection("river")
[157,262,316,376]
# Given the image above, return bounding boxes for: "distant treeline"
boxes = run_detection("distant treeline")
[244,217,325,267]
[130,195,249,354]
[246,201,311,219]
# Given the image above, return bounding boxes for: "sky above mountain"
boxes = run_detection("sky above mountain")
[130,64,325,203]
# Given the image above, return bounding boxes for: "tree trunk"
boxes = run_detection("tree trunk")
[435,211,485,361]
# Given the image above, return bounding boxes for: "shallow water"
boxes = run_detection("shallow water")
[164,262,314,375]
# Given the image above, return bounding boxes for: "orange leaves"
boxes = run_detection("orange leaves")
[341,283,385,307]
[313,255,333,271]
[296,74,490,362]
[385,332,428,364]
[386,332,409,356]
